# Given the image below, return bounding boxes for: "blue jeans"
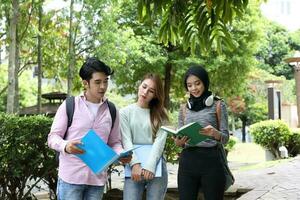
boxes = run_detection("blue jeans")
[57,178,104,200]
[123,159,168,200]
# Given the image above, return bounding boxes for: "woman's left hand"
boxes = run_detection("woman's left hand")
[201,125,221,141]
[142,169,154,180]
[119,155,132,164]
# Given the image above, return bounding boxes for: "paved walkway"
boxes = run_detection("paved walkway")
[33,156,300,199]
[108,155,300,199]
[232,156,300,200]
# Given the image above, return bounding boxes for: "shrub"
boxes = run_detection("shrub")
[225,136,238,152]
[249,120,291,159]
[164,135,181,163]
[0,113,56,200]
[287,129,300,157]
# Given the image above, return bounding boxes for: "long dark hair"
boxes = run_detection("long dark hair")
[142,73,169,137]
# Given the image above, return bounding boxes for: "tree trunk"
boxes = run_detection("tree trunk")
[293,64,300,127]
[242,118,246,143]
[163,43,176,109]
[67,0,75,96]
[7,0,19,114]
[14,31,20,113]
[164,62,172,109]
[37,0,43,114]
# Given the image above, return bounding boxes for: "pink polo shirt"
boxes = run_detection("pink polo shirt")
[47,95,123,186]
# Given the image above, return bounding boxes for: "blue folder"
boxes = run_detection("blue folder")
[76,129,135,175]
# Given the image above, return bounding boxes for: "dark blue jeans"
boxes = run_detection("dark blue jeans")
[178,146,226,200]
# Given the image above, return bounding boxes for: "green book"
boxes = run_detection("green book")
[161,122,212,145]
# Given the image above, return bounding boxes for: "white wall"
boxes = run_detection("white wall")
[281,104,298,128]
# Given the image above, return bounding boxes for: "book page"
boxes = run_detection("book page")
[160,126,177,134]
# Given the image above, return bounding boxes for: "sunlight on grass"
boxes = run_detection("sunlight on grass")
[227,142,265,164]
[238,158,293,171]
[227,142,295,171]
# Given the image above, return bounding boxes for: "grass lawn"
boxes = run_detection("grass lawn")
[227,142,293,171]
[227,142,266,164]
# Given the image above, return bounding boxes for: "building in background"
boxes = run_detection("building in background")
[261,0,300,32]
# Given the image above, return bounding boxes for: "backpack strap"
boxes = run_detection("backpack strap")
[107,100,116,130]
[63,96,75,139]
[64,97,116,139]
[216,100,221,130]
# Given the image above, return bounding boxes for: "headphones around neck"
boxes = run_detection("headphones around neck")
[187,94,214,109]
[205,94,214,106]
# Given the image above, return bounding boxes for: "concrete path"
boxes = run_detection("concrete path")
[109,156,300,199]
[233,156,300,200]
[32,156,300,199]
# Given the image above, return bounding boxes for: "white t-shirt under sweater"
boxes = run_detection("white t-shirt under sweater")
[85,100,102,119]
[119,103,167,174]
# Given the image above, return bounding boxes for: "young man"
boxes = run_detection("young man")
[48,57,130,200]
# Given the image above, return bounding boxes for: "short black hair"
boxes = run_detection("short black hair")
[79,57,114,81]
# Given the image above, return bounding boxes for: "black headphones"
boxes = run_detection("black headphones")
[187,94,214,109]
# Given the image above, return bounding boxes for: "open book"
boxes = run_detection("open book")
[75,129,137,175]
[161,122,211,145]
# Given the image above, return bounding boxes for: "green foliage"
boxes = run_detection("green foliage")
[106,90,135,109]
[250,120,291,159]
[287,130,300,157]
[0,64,40,112]
[255,21,296,79]
[290,30,300,50]
[203,2,263,98]
[164,135,181,163]
[137,0,248,53]
[0,113,57,199]
[225,136,238,152]
[112,1,264,111]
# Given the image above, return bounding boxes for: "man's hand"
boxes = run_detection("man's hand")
[65,140,84,154]
[131,164,143,182]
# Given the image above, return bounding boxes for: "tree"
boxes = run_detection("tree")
[37,0,43,113]
[137,0,248,53]
[67,0,75,96]
[256,22,297,79]
[6,0,19,114]
[108,0,263,111]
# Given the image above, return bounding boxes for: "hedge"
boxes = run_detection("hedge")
[250,120,291,159]
[0,113,57,200]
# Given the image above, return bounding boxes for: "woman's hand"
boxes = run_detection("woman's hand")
[119,155,132,164]
[142,169,154,180]
[131,164,143,182]
[201,125,221,141]
[173,136,189,148]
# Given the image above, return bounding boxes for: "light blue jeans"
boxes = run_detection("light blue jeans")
[57,178,104,200]
[123,159,168,200]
